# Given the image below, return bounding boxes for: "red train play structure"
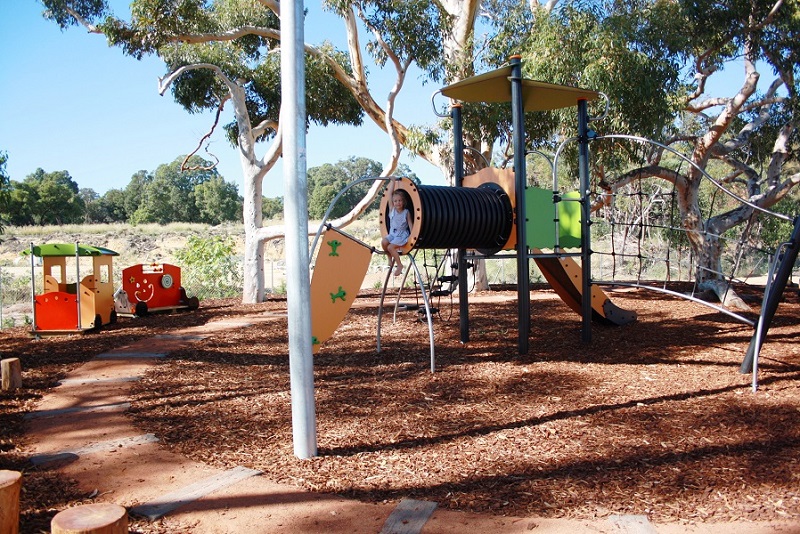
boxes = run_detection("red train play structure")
[25,244,199,334]
[115,263,199,317]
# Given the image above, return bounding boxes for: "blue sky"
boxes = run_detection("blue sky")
[0,1,446,199]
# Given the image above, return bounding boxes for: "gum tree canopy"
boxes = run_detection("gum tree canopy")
[483,0,799,304]
[42,0,456,303]
[43,0,368,302]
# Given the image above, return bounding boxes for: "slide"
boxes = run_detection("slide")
[310,227,373,353]
[533,249,636,326]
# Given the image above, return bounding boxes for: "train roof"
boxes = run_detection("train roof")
[23,243,119,257]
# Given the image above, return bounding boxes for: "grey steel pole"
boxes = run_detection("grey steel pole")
[510,56,530,355]
[281,0,317,459]
[452,103,470,344]
[577,100,592,343]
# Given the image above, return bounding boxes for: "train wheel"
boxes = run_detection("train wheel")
[135,301,149,317]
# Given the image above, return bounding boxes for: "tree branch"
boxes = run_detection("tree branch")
[63,6,102,34]
[181,95,231,171]
[255,0,280,17]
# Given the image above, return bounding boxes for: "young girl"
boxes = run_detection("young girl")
[381,178,413,276]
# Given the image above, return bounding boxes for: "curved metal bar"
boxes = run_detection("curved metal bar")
[376,254,436,372]
[310,176,391,261]
[463,146,492,169]
[552,136,580,193]
[527,149,555,171]
[376,263,393,354]
[589,92,610,123]
[596,134,794,223]
[605,282,755,326]
[408,255,437,372]
[431,90,450,118]
[501,149,555,172]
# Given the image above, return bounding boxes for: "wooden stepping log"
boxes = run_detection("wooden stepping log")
[0,470,22,534]
[30,434,159,466]
[24,402,131,420]
[379,499,438,534]
[94,352,166,360]
[58,376,141,386]
[51,503,128,534]
[130,466,262,520]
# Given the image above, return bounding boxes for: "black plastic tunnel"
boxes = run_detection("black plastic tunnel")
[380,178,515,256]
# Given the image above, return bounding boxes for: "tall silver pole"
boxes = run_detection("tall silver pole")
[281,0,317,458]
[30,243,36,334]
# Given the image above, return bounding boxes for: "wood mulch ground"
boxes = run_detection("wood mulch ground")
[2,283,800,532]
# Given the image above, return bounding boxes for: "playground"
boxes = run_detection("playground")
[3,283,800,531]
[2,60,799,532]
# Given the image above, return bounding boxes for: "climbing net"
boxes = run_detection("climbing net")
[582,136,795,293]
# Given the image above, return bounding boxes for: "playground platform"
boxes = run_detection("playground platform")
[20,314,800,534]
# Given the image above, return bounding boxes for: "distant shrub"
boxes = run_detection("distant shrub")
[175,235,242,299]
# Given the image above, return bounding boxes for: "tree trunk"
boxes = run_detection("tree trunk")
[1,358,22,391]
[473,259,490,291]
[0,470,21,534]
[242,167,266,303]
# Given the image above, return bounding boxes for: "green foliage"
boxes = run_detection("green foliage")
[6,168,85,226]
[123,170,151,220]
[307,157,384,219]
[261,196,283,220]
[757,196,800,252]
[129,155,241,225]
[195,176,242,224]
[174,234,242,298]
[99,188,129,223]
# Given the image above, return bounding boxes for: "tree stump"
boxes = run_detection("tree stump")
[51,503,128,534]
[1,358,22,391]
[0,470,22,534]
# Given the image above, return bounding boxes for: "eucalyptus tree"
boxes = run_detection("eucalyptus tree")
[306,157,382,219]
[6,169,85,226]
[99,188,129,223]
[478,0,799,303]
[129,155,223,224]
[43,0,473,302]
[195,175,243,224]
[44,0,365,301]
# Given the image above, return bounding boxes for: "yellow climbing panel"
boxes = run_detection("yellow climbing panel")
[310,227,373,353]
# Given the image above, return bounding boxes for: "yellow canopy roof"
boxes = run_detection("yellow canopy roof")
[440,66,599,111]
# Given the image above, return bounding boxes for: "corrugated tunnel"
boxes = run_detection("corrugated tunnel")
[379,177,515,256]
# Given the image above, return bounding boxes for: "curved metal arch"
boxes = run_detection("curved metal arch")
[589,92,610,123]
[609,282,755,327]
[430,89,450,118]
[501,149,555,173]
[310,176,390,261]
[463,146,492,169]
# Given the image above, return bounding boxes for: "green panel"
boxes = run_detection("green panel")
[525,188,582,249]
[525,187,557,249]
[558,191,582,248]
